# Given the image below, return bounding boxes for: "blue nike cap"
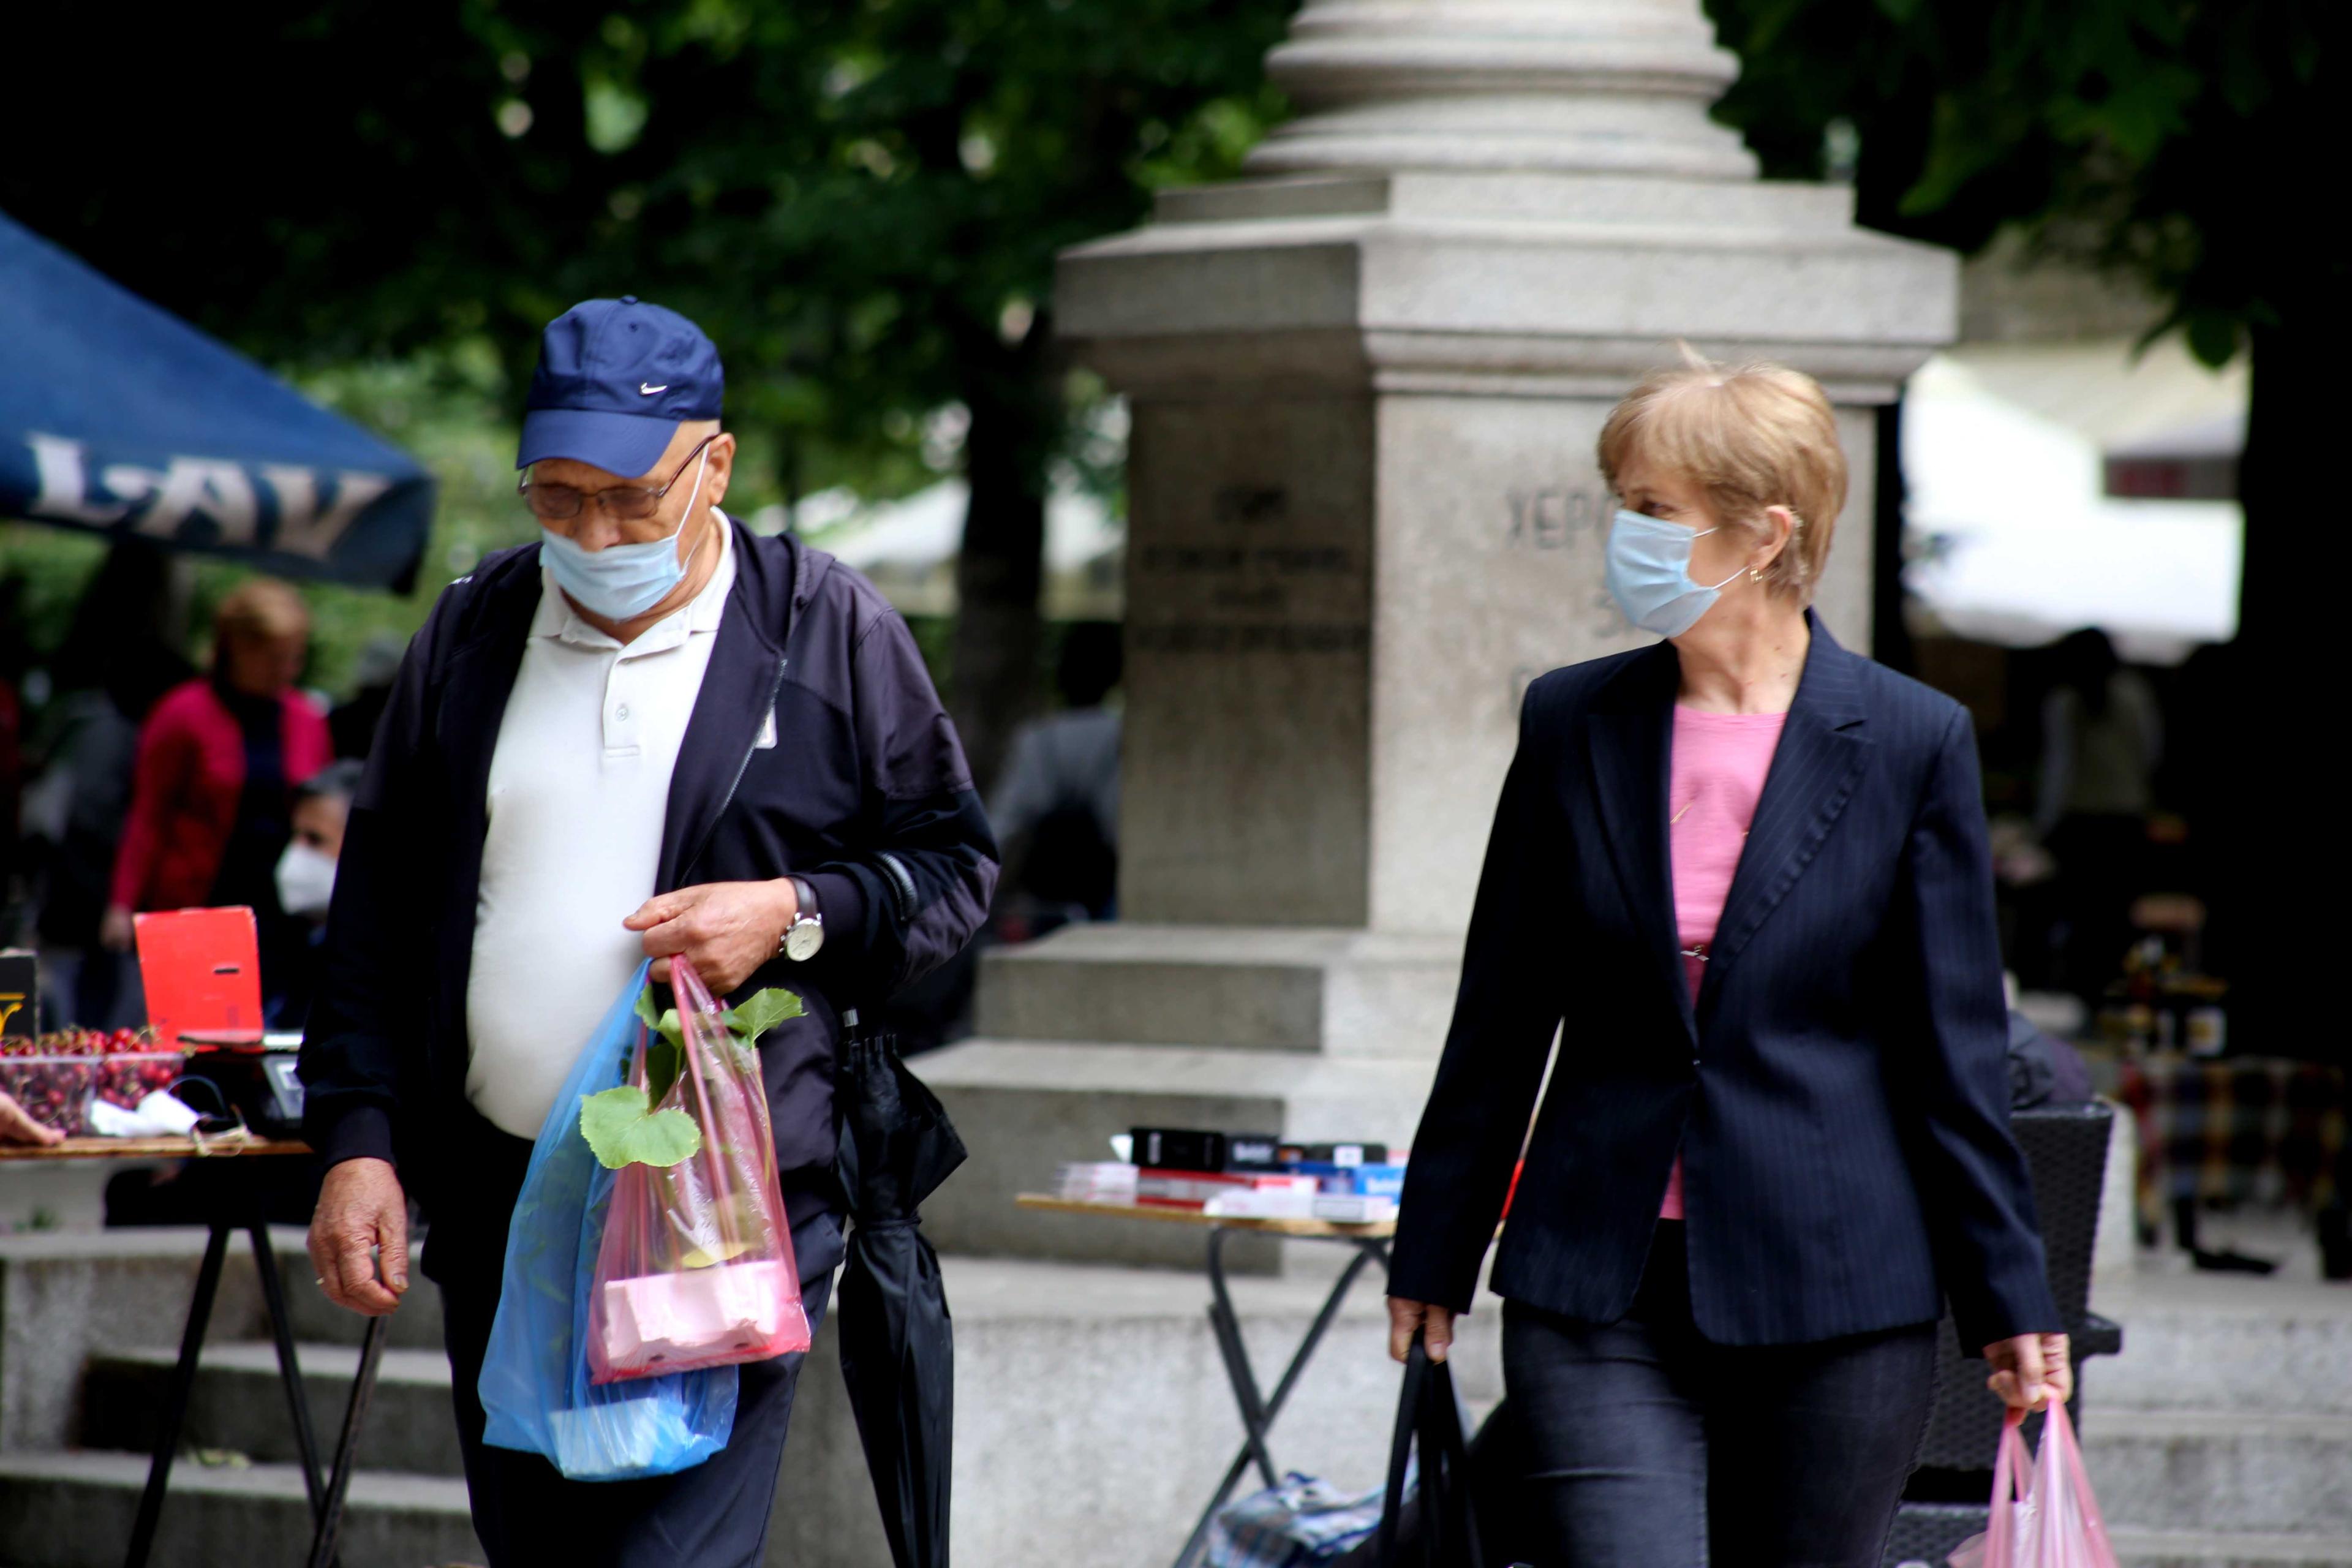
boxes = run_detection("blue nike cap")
[516,296,724,478]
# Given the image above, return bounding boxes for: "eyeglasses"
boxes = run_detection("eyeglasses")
[518,434,718,523]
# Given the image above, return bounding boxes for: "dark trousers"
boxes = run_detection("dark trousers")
[1501,1223,1936,1568]
[424,1115,838,1568]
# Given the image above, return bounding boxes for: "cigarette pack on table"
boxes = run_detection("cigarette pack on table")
[1129,1128,1286,1174]
[1136,1169,1319,1209]
[1204,1188,1322,1220]
[1311,1194,1400,1224]
[1055,1161,1140,1201]
[1290,1161,1408,1198]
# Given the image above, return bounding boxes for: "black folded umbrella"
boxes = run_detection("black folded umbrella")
[834,1015,966,1568]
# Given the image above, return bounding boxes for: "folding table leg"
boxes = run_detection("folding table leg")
[124,1221,232,1568]
[249,1223,326,1517]
[306,1311,391,1568]
[1172,1233,1390,1568]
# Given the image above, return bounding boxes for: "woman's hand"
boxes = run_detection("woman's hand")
[1984,1332,2072,1413]
[1387,1296,1457,1363]
[99,904,136,952]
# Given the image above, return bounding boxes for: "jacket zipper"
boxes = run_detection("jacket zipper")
[679,653,788,886]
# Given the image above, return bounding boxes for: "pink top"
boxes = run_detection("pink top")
[1659,705,1789,1221]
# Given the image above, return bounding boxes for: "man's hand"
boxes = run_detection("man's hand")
[307,1158,410,1316]
[1985,1332,2073,1413]
[0,1090,65,1147]
[1387,1296,1457,1363]
[624,880,796,993]
[99,904,135,952]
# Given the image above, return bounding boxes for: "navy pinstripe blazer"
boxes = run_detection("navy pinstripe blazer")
[1388,616,2063,1351]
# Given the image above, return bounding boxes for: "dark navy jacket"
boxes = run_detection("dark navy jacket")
[1388,617,2062,1351]
[298,519,997,1227]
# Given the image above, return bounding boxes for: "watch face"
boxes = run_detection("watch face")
[785,919,824,962]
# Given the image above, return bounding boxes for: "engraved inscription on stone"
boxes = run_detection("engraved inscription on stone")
[1133,479,1367,654]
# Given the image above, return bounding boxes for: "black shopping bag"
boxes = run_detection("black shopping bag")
[1373,1331,1486,1568]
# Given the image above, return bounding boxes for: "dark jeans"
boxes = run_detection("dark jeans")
[425,1113,840,1568]
[1501,1224,1936,1568]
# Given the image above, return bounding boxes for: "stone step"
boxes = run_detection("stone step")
[2086,1409,2352,1537]
[911,1038,1439,1267]
[2091,1272,2352,1415]
[2108,1530,2352,1567]
[767,1250,1502,1568]
[0,1450,480,1568]
[975,922,1458,1057]
[81,1341,462,1476]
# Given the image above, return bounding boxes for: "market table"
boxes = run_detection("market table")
[2115,1054,2346,1234]
[0,1134,386,1568]
[1015,1194,1395,1568]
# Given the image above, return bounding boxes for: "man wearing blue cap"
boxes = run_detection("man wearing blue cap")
[297,298,997,1564]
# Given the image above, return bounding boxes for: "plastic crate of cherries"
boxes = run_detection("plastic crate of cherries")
[0,1028,186,1137]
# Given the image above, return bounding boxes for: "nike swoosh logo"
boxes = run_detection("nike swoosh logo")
[640,382,667,395]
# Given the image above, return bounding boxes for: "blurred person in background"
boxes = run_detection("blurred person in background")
[101,581,331,986]
[266,759,361,1029]
[24,641,190,1029]
[0,575,31,922]
[1385,359,2066,1567]
[988,619,1123,933]
[330,631,405,761]
[2035,627,2161,1003]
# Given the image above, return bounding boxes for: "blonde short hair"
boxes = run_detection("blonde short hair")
[213,578,310,646]
[1596,354,1846,605]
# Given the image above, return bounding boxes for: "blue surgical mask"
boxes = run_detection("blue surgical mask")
[538,449,709,619]
[1605,508,1742,638]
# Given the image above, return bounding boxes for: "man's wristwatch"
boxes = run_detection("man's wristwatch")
[780,875,824,962]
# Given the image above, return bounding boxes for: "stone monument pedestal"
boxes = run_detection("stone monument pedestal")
[916,0,1956,1268]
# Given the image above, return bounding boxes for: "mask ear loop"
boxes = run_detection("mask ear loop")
[1685,527,1745,593]
[668,447,713,576]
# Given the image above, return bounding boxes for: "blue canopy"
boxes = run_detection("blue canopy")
[0,210,433,590]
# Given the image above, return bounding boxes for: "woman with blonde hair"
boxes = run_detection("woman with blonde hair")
[1384,359,2067,1565]
[104,579,331,953]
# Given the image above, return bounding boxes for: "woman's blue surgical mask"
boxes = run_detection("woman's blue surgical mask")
[1605,508,1743,638]
[539,449,709,620]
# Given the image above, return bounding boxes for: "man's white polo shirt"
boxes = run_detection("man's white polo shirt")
[465,524,736,1139]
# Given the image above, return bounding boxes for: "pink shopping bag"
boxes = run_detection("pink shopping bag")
[586,959,809,1384]
[1949,1401,2119,1568]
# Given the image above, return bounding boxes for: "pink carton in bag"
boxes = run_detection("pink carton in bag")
[587,959,809,1384]
[1949,1401,2119,1568]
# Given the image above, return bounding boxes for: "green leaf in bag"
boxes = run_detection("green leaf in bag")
[633,984,690,1106]
[578,1085,704,1170]
[722,987,803,1047]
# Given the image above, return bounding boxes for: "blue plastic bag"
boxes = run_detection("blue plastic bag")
[477,961,739,1480]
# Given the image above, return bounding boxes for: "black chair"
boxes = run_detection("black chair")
[1883,1102,2124,1566]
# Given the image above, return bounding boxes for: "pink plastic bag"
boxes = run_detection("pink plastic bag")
[1948,1402,2119,1568]
[586,959,809,1384]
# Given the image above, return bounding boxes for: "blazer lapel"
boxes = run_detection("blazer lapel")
[1585,643,1695,1041]
[1699,614,1869,999]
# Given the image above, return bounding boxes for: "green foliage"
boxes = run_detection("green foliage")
[578,1085,704,1170]
[3,0,1295,496]
[4,0,1297,745]
[1705,0,2332,365]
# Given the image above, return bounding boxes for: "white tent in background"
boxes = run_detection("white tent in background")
[761,479,1123,620]
[1901,337,2245,665]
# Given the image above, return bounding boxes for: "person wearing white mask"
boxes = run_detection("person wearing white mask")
[298,297,995,1567]
[1382,354,2068,1567]
[277,760,361,922]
